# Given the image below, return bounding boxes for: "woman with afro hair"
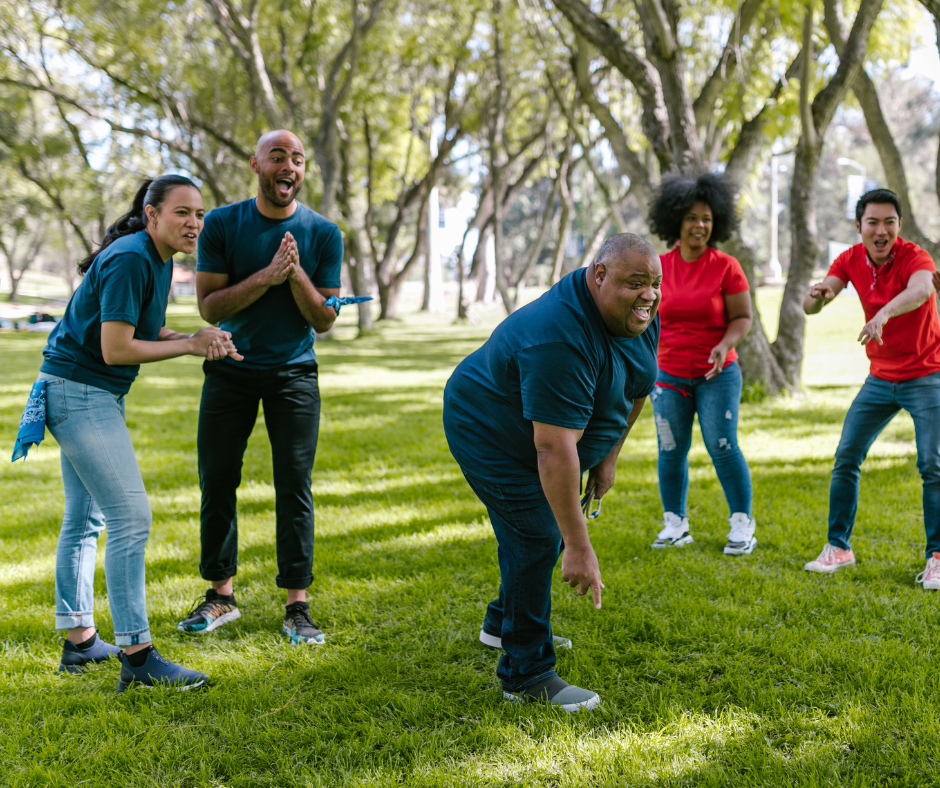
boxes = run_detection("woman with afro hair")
[646,172,756,555]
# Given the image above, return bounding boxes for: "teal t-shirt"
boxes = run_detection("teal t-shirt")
[40,230,172,395]
[196,199,343,368]
[443,267,660,483]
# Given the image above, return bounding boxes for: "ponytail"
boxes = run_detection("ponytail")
[78,174,199,275]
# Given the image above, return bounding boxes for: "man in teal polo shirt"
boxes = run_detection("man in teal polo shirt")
[177,130,342,644]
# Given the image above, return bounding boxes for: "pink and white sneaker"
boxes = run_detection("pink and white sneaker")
[804,544,856,573]
[915,553,940,590]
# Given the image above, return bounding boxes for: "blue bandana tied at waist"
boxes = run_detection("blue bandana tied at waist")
[11,380,46,462]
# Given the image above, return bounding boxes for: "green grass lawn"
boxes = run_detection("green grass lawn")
[0,290,936,787]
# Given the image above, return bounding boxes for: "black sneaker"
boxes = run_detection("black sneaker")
[116,647,208,693]
[282,601,325,645]
[176,589,241,634]
[57,630,121,674]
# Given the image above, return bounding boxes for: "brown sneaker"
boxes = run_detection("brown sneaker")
[804,544,856,574]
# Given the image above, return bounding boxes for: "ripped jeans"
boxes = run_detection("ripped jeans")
[650,361,752,518]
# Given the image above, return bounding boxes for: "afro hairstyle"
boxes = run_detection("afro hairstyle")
[648,172,738,247]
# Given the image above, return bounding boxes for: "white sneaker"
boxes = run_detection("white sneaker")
[724,513,757,555]
[915,554,940,590]
[651,512,693,548]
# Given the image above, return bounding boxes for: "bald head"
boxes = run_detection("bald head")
[255,129,305,158]
[592,233,658,271]
[251,130,306,215]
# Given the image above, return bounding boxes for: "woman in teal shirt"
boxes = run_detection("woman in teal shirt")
[40,174,240,691]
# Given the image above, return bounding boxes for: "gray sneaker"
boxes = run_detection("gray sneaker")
[283,601,325,645]
[503,675,600,713]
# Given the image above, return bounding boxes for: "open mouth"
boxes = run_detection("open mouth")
[275,177,295,199]
[183,232,197,240]
[632,305,651,322]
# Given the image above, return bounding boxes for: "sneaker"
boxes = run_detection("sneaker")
[804,543,856,573]
[479,629,573,650]
[724,513,757,555]
[651,512,693,548]
[176,589,241,633]
[915,553,940,590]
[503,675,600,713]
[115,646,208,693]
[57,630,121,674]
[283,601,325,645]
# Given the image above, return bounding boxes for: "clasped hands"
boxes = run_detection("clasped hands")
[261,232,301,286]
[192,327,243,362]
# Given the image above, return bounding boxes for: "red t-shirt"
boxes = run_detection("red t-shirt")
[657,246,750,378]
[827,238,940,381]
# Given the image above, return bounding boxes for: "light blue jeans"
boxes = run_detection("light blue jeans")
[650,361,753,518]
[43,375,153,646]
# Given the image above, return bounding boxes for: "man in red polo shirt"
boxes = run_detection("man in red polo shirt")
[802,189,940,589]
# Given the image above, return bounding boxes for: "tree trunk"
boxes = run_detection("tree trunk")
[723,232,791,393]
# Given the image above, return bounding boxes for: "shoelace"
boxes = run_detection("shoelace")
[287,605,318,630]
[183,594,220,620]
[915,558,940,584]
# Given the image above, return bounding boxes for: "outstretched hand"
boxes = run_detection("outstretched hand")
[859,313,887,346]
[808,282,837,303]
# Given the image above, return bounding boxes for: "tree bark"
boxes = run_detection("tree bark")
[772,0,884,387]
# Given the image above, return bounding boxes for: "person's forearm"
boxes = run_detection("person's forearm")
[200,271,272,324]
[718,316,752,349]
[803,294,825,314]
[158,327,192,342]
[537,440,591,547]
[879,282,934,320]
[103,337,195,366]
[288,275,337,333]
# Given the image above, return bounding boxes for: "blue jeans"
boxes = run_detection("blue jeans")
[462,472,562,692]
[650,361,752,518]
[43,376,153,646]
[828,372,940,558]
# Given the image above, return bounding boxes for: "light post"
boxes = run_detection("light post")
[837,157,871,221]
[767,155,787,283]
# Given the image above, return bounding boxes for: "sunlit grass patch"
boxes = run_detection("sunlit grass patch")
[0,294,937,786]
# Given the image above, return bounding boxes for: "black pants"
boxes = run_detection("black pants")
[197,360,320,589]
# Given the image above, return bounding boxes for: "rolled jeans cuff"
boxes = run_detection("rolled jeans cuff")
[113,628,152,647]
[276,574,313,590]
[55,611,95,630]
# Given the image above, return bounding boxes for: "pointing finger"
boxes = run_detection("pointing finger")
[591,582,602,610]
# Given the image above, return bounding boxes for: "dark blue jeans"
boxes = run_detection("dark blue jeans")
[462,472,562,692]
[650,361,752,518]
[828,372,940,558]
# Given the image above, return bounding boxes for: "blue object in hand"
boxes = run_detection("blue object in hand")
[324,295,373,316]
[12,380,46,462]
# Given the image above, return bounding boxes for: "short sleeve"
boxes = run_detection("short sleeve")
[904,247,936,275]
[516,343,596,429]
[721,256,749,294]
[98,253,148,326]
[312,225,343,288]
[827,249,852,284]
[196,210,229,274]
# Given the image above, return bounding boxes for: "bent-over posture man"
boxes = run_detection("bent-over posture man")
[178,130,343,643]
[803,189,940,589]
[443,234,662,711]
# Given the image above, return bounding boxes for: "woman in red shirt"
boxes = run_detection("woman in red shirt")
[647,174,755,555]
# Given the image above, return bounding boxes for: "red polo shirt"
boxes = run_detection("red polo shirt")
[657,246,750,378]
[828,238,940,381]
